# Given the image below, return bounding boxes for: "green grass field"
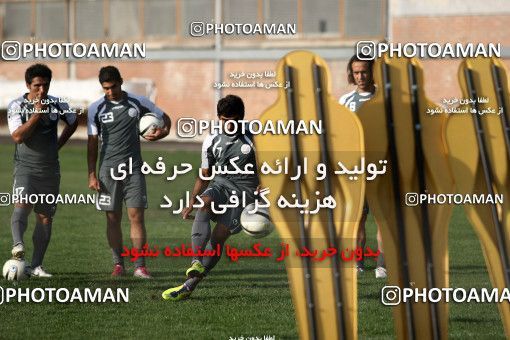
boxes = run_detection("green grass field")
[0,143,505,339]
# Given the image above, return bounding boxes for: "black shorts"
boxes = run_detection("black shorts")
[96,166,147,211]
[13,173,60,216]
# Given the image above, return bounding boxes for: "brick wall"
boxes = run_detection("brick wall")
[392,15,510,103]
[2,11,509,122]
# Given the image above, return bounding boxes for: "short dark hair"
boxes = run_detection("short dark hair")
[25,64,52,84]
[217,94,245,120]
[99,66,122,83]
[347,54,374,85]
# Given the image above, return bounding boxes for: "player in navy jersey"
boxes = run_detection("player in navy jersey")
[7,64,78,277]
[87,66,171,278]
[162,95,260,301]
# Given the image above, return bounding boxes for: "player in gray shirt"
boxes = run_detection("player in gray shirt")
[87,66,171,279]
[339,55,376,111]
[7,64,78,277]
[162,95,259,301]
[339,54,386,279]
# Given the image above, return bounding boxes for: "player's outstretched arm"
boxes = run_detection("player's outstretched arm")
[87,135,100,191]
[57,119,78,150]
[143,113,171,141]
[182,168,210,220]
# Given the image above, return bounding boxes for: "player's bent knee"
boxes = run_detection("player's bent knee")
[127,208,144,222]
[199,195,213,212]
[36,214,53,225]
[106,210,122,220]
[212,223,231,242]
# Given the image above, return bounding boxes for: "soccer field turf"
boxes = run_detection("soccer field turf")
[0,143,505,339]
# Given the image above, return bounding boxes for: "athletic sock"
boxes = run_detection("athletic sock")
[31,222,52,268]
[377,252,385,268]
[202,239,224,275]
[134,253,145,268]
[184,277,201,291]
[191,209,212,264]
[112,247,125,267]
[11,207,30,247]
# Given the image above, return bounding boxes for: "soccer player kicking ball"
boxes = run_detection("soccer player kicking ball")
[87,66,171,278]
[7,64,78,277]
[162,95,259,301]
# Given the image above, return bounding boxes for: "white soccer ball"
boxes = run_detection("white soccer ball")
[240,203,275,238]
[3,259,28,281]
[139,113,164,138]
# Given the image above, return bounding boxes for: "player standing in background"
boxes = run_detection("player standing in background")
[339,54,387,279]
[87,66,171,278]
[162,95,260,301]
[7,63,78,277]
